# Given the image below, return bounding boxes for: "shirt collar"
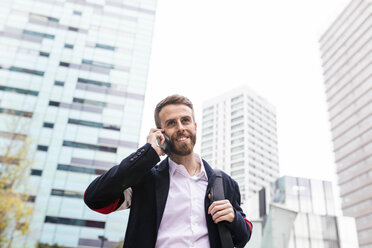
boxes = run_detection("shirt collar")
[168,154,208,181]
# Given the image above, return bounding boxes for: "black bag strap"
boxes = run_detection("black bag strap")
[211,169,234,248]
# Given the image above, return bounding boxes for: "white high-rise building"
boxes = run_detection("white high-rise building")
[200,86,279,207]
[319,0,371,247]
[0,0,157,247]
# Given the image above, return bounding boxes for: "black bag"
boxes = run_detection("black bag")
[211,169,234,248]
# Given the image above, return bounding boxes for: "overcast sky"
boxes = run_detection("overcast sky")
[139,0,351,185]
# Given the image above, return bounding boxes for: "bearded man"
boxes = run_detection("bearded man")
[84,94,252,248]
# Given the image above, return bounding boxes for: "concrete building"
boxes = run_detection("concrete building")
[319,0,372,247]
[200,86,279,208]
[0,0,157,247]
[246,176,359,248]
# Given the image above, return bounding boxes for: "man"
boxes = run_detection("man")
[84,94,252,248]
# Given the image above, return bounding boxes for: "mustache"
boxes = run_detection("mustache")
[172,132,191,139]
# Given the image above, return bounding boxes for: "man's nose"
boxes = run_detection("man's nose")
[176,120,185,131]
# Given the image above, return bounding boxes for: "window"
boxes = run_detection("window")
[68,118,120,131]
[73,10,82,15]
[43,122,54,128]
[23,30,54,39]
[231,145,244,153]
[203,119,213,126]
[29,13,58,23]
[202,139,213,147]
[48,101,60,107]
[231,109,243,116]
[231,161,244,168]
[73,98,106,107]
[57,164,105,175]
[63,141,117,153]
[231,115,243,123]
[231,123,243,130]
[0,108,33,118]
[203,112,213,119]
[201,146,213,154]
[203,106,214,113]
[9,66,44,76]
[26,195,36,202]
[68,27,79,32]
[45,216,105,228]
[82,59,114,69]
[231,94,243,103]
[37,145,48,151]
[202,133,213,139]
[231,130,244,137]
[54,81,64,86]
[231,102,243,110]
[77,78,111,88]
[59,62,70,67]
[231,169,244,176]
[96,43,115,51]
[64,44,74,49]
[102,124,121,131]
[231,137,244,145]
[47,16,59,22]
[39,51,49,57]
[31,169,42,176]
[0,85,38,96]
[231,153,244,160]
[51,189,83,199]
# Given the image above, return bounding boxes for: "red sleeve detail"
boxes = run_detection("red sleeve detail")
[93,198,121,214]
[244,218,253,232]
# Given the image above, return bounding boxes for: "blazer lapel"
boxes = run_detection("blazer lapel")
[155,158,170,231]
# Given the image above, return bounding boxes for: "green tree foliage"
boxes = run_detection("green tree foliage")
[0,115,33,247]
[37,243,66,248]
[110,241,124,248]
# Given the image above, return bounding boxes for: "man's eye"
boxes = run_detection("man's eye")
[182,118,190,123]
[167,121,175,126]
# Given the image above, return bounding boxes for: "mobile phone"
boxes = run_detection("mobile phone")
[157,133,171,155]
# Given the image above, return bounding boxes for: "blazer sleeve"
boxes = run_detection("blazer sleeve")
[83,143,160,214]
[224,178,253,247]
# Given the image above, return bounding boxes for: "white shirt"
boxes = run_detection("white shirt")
[155,155,210,248]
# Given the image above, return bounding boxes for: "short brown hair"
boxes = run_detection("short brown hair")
[154,94,194,128]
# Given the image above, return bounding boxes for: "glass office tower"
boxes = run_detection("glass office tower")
[0,0,157,247]
[247,176,359,248]
[319,0,372,247]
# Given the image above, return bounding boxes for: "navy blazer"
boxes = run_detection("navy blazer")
[84,143,252,248]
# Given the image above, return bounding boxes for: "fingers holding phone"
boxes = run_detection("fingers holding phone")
[147,128,167,156]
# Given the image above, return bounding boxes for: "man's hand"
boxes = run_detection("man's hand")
[147,128,166,156]
[208,199,235,223]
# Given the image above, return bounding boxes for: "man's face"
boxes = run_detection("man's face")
[158,104,197,156]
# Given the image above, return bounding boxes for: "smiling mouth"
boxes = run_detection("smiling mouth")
[176,137,189,142]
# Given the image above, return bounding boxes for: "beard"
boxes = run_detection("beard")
[169,131,196,156]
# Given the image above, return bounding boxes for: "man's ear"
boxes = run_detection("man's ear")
[195,122,197,130]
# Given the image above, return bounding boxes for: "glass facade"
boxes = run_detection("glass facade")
[248,176,359,248]
[272,176,336,216]
[0,0,157,246]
